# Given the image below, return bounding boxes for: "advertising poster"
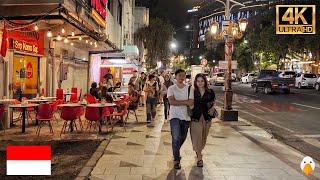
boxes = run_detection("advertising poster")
[13,55,39,95]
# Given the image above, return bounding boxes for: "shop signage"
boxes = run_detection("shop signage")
[90,0,107,27]
[13,39,39,54]
[8,27,44,55]
[123,67,135,74]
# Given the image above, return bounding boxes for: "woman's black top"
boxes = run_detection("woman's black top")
[191,89,216,122]
[90,87,100,100]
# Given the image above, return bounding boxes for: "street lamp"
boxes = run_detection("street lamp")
[199,55,203,59]
[170,42,177,50]
[185,25,190,29]
[209,0,247,121]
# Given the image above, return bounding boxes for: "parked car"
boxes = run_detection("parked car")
[315,77,320,91]
[211,72,225,86]
[278,71,296,78]
[241,73,256,83]
[251,70,295,94]
[295,73,317,89]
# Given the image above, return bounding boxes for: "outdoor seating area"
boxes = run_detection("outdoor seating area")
[0,87,143,141]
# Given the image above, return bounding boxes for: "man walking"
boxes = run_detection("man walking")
[167,69,194,169]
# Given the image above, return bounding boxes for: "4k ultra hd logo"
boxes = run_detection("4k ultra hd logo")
[276,5,316,34]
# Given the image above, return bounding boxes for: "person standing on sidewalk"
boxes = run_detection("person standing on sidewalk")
[139,72,147,106]
[167,69,194,169]
[162,73,174,121]
[129,70,141,92]
[190,73,216,167]
[143,74,159,123]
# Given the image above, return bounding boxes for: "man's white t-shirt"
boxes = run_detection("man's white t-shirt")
[167,84,194,121]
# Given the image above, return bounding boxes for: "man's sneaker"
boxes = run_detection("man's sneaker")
[174,162,181,170]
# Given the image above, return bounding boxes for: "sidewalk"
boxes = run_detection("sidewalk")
[89,105,308,180]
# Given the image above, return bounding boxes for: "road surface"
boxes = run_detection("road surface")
[213,82,320,161]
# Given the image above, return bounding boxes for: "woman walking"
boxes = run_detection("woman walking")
[143,74,159,123]
[190,73,216,167]
[162,73,174,120]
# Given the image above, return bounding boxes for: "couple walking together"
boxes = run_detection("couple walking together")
[167,69,216,170]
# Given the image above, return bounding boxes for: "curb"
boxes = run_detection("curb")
[75,138,112,180]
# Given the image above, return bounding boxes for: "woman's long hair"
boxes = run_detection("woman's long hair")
[193,73,210,94]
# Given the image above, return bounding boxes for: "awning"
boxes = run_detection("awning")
[122,45,139,59]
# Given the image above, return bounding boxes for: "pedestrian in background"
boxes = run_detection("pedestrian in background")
[144,74,159,123]
[158,71,165,104]
[190,73,216,167]
[162,73,174,121]
[129,70,141,92]
[139,72,147,106]
[167,69,194,169]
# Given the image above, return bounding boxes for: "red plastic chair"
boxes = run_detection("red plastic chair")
[70,87,78,103]
[21,97,35,124]
[56,88,64,101]
[49,100,59,122]
[85,106,102,133]
[60,106,79,136]
[111,102,129,132]
[0,104,5,133]
[36,103,54,136]
[126,94,140,122]
[86,93,97,104]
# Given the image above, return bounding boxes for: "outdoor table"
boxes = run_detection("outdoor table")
[58,103,83,132]
[27,99,49,104]
[0,99,16,104]
[9,103,39,133]
[113,92,128,95]
[86,103,117,132]
[40,96,57,100]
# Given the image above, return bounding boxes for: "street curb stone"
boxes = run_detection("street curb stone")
[75,138,112,179]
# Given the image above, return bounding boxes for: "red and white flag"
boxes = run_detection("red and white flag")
[7,145,51,175]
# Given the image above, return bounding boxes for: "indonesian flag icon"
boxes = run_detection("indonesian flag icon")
[6,145,51,175]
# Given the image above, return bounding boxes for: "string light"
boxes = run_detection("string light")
[61,28,65,34]
[86,40,88,43]
[71,42,74,46]
[95,44,97,48]
[79,36,82,41]
[90,41,93,45]
[57,34,62,41]
[34,24,38,31]
[64,38,69,43]
[47,30,52,38]
[72,31,75,36]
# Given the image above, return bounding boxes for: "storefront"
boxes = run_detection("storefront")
[6,27,44,99]
[89,52,139,87]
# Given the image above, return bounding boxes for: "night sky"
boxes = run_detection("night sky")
[136,0,201,51]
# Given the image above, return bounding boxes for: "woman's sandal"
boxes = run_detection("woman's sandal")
[197,160,203,167]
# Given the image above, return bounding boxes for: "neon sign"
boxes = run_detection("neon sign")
[91,0,107,20]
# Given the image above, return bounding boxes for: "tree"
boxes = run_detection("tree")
[135,18,173,69]
[234,42,254,72]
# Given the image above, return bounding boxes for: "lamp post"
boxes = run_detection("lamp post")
[210,0,248,121]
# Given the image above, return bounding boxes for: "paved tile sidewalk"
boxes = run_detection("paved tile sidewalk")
[90,106,307,180]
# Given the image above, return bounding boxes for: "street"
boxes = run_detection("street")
[214,83,320,161]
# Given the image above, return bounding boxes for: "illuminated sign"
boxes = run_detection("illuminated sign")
[13,39,39,54]
[91,0,107,20]
[276,5,316,34]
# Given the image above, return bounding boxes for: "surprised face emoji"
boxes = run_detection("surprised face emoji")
[300,156,315,176]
